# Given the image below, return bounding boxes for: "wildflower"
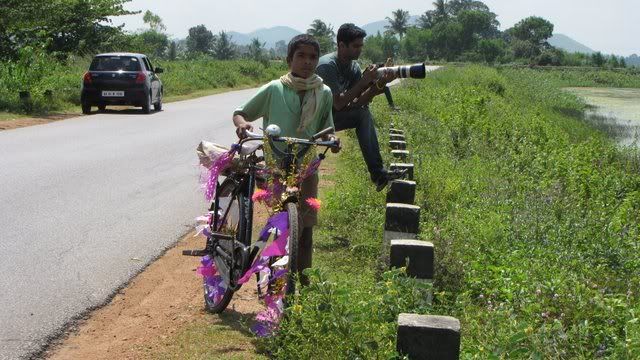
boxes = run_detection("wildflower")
[252,189,271,202]
[305,197,322,211]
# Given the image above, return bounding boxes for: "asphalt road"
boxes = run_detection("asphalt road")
[0,88,256,359]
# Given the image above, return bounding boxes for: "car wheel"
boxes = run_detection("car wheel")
[82,102,91,114]
[142,92,152,114]
[154,91,162,111]
[98,104,106,112]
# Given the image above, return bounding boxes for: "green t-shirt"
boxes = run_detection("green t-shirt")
[233,80,334,156]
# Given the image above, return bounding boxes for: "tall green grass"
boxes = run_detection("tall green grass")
[0,49,287,114]
[268,66,640,359]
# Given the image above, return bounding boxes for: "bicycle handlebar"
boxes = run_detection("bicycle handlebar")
[239,127,339,150]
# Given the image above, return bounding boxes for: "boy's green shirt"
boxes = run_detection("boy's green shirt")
[234,80,335,149]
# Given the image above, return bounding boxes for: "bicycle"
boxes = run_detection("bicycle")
[183,125,338,321]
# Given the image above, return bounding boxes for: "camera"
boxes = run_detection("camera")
[376,63,426,79]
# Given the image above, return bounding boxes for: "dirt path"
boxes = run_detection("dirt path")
[45,231,265,360]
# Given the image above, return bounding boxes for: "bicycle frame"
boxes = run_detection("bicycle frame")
[188,127,338,292]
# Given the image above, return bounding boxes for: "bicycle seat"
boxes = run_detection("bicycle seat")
[240,142,262,156]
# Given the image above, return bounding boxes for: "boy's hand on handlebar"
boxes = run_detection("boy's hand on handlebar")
[323,134,341,153]
[235,122,254,138]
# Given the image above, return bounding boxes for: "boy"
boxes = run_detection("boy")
[232,34,336,285]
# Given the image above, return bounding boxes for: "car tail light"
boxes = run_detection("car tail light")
[135,72,146,84]
[83,72,92,84]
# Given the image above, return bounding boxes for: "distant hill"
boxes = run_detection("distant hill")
[548,34,595,54]
[228,26,301,49]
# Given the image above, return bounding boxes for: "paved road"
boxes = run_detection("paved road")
[0,89,256,359]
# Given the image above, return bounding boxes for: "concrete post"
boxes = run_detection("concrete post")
[390,240,434,279]
[386,180,416,205]
[391,150,410,161]
[389,140,407,150]
[390,163,414,181]
[397,314,461,360]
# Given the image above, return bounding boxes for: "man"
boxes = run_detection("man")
[233,34,337,286]
[316,23,404,191]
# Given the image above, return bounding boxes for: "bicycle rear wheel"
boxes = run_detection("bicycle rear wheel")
[203,178,245,313]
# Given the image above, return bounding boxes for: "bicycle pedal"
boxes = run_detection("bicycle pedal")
[182,249,208,256]
[210,232,235,241]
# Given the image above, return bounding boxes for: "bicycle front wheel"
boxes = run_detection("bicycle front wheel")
[284,202,299,300]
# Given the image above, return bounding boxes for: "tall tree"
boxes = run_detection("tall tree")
[307,19,335,53]
[142,10,165,32]
[507,16,554,46]
[213,31,236,60]
[591,52,605,67]
[385,9,411,39]
[247,37,266,63]
[186,24,214,56]
[0,0,137,59]
[274,40,287,58]
[167,40,177,60]
[432,0,449,22]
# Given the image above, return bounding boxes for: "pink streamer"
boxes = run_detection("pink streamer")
[204,147,238,201]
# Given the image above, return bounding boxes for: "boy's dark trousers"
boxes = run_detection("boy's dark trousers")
[333,107,385,182]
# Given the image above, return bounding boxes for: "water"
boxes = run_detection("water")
[564,87,640,147]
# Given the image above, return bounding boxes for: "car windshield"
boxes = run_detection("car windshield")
[89,56,141,71]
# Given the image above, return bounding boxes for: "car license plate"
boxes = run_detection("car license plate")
[102,91,124,97]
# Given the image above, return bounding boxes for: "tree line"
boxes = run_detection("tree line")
[0,0,632,69]
[363,0,628,68]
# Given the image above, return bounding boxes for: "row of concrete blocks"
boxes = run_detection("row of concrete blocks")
[387,126,461,360]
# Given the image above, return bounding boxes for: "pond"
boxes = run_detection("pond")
[564,87,640,147]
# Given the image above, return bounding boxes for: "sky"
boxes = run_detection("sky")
[116,0,639,56]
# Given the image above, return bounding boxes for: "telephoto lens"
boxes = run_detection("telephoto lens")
[376,63,426,79]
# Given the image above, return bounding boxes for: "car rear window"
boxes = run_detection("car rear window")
[89,56,141,71]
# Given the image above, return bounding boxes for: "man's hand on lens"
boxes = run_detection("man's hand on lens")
[362,64,379,84]
[380,68,397,84]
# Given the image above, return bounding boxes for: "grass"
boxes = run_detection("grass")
[264,66,640,359]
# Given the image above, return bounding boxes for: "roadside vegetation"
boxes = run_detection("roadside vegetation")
[264,66,640,359]
[0,48,286,114]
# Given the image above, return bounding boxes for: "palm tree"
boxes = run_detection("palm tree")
[385,9,410,39]
[433,0,449,21]
[306,19,336,53]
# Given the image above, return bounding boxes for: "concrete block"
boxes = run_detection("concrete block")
[390,240,434,279]
[390,163,414,181]
[389,140,407,150]
[391,150,409,161]
[386,180,416,205]
[385,203,420,234]
[397,314,461,360]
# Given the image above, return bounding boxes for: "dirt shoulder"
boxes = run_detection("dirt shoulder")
[45,231,265,360]
[0,113,79,131]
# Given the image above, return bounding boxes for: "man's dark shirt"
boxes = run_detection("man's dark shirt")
[316,52,362,101]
